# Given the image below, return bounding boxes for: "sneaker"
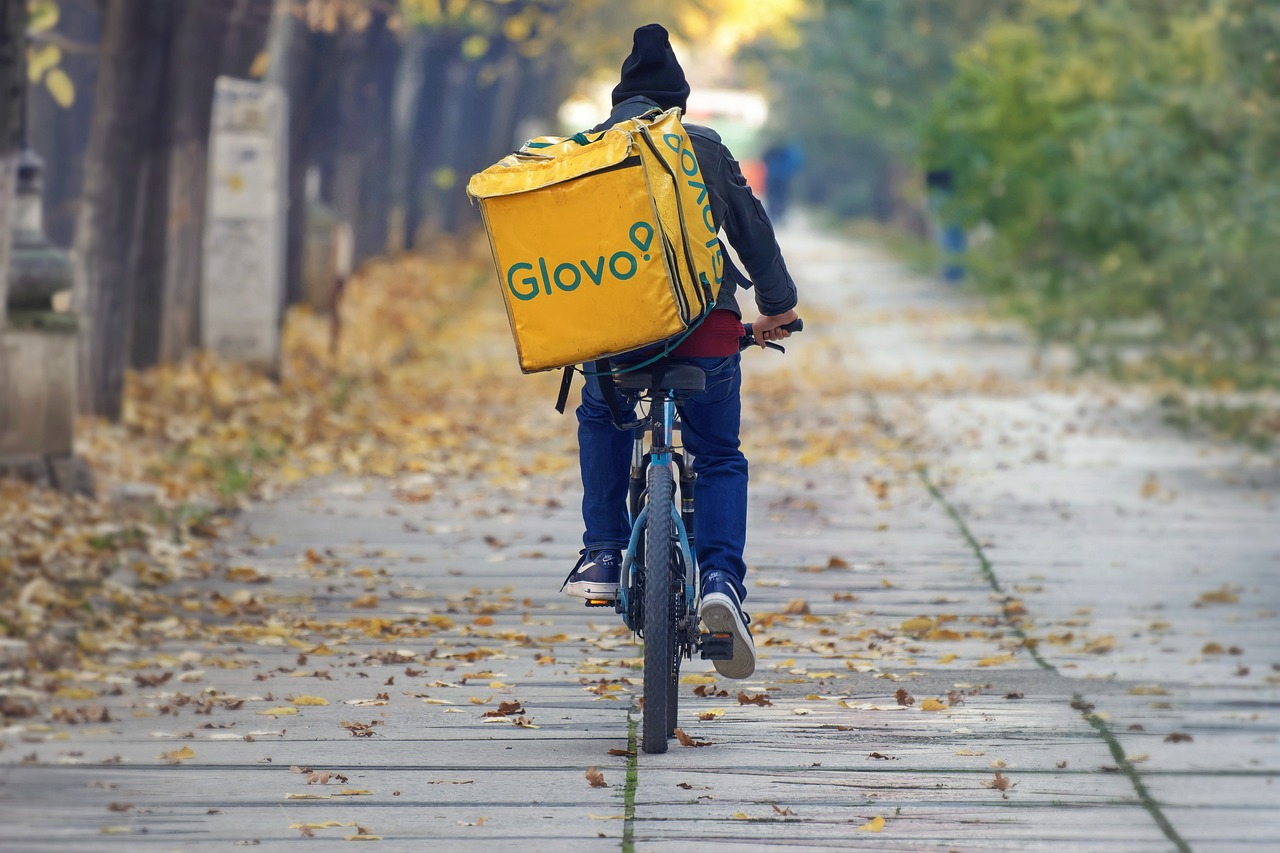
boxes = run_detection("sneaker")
[561,549,622,601]
[698,570,755,678]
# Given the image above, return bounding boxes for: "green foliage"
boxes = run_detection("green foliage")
[745,1,1016,220]
[924,0,1280,369]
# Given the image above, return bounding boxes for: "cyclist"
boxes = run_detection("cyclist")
[562,24,800,680]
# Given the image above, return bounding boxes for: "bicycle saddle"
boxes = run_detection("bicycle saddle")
[615,363,706,392]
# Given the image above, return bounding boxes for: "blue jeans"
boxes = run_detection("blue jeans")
[577,354,749,601]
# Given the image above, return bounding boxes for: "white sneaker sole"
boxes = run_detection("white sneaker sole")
[563,580,619,601]
[699,592,755,679]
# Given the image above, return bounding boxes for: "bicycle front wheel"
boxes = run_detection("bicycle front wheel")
[642,461,675,754]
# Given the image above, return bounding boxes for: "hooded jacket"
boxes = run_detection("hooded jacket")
[589,96,798,321]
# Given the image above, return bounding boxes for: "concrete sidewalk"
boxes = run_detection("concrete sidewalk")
[2,222,1277,852]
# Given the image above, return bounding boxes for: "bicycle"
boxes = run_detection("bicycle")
[583,319,802,753]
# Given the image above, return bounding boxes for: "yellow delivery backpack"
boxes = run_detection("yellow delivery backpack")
[466,108,723,374]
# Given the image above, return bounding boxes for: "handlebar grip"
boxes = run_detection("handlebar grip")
[739,317,804,352]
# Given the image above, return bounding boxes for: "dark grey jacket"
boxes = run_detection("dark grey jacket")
[590,96,798,319]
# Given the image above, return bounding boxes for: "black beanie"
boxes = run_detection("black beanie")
[611,24,690,113]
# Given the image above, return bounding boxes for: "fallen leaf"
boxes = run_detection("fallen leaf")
[920,698,947,712]
[680,674,716,685]
[1196,586,1239,605]
[291,695,329,706]
[1083,636,1116,654]
[1164,732,1193,743]
[160,746,196,762]
[737,691,772,706]
[673,728,713,747]
[782,599,810,615]
[856,816,885,832]
[257,707,299,717]
[900,617,934,634]
[986,771,1015,794]
[771,804,796,816]
[895,688,914,706]
[585,767,608,788]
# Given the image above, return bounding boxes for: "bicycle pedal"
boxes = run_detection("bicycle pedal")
[699,632,734,660]
[584,599,615,608]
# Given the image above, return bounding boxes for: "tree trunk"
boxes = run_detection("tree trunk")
[388,28,427,253]
[266,0,309,308]
[0,0,26,327]
[72,0,170,419]
[157,0,234,363]
[127,4,176,371]
[329,13,397,264]
[405,31,455,246]
[24,0,97,248]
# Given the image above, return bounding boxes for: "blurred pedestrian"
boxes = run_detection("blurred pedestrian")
[762,141,805,224]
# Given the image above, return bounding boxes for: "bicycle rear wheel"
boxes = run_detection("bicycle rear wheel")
[642,462,675,754]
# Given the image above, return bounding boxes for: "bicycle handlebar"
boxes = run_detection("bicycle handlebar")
[739,318,804,352]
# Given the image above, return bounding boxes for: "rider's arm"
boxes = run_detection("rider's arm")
[688,128,799,318]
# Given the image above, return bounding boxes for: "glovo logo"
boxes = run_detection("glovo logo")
[662,131,723,290]
[506,221,655,302]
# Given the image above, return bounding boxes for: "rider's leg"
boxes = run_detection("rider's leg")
[676,353,748,602]
[576,372,635,554]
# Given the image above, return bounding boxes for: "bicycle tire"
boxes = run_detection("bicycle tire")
[667,546,684,737]
[642,462,675,754]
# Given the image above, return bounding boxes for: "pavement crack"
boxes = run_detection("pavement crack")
[918,464,1194,853]
[622,705,638,853]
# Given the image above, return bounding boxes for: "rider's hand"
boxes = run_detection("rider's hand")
[752,308,799,346]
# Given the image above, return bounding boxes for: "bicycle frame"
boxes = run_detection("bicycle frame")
[617,391,697,634]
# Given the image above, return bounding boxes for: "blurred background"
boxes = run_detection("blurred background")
[1,0,1278,430]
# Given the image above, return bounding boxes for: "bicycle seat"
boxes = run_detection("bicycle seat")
[615,363,706,392]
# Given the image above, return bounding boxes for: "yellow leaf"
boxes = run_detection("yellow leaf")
[346,835,383,841]
[290,821,356,829]
[335,789,372,796]
[27,43,61,82]
[291,695,330,706]
[856,816,885,832]
[920,698,947,711]
[54,686,97,700]
[679,674,717,685]
[1083,636,1116,655]
[1197,586,1239,605]
[900,617,933,634]
[45,68,75,108]
[1128,685,1168,696]
[936,653,958,664]
[257,706,299,716]
[955,749,985,756]
[161,746,196,761]
[461,34,489,59]
[29,1,59,33]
